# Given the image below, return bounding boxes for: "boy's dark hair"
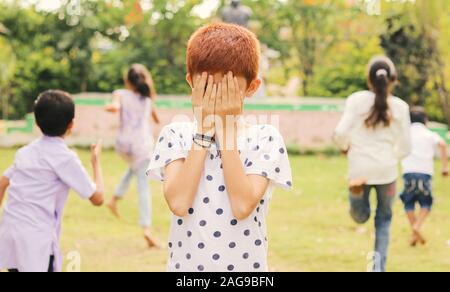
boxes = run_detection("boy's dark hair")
[410,106,428,125]
[34,90,75,137]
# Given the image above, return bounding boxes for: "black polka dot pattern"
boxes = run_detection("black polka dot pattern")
[149,123,292,272]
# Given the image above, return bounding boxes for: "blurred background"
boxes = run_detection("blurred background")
[0,0,449,124]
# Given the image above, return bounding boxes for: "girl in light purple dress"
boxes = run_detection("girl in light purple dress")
[106,64,161,248]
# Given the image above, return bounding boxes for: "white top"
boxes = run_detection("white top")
[0,136,96,272]
[114,89,154,169]
[334,91,411,185]
[147,122,292,272]
[402,123,444,176]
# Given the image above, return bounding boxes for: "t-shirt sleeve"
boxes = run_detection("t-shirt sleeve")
[432,132,445,145]
[55,152,97,200]
[3,165,16,179]
[245,126,293,190]
[146,123,190,181]
[334,95,357,150]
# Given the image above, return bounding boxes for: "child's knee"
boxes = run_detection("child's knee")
[375,208,393,225]
[350,209,370,224]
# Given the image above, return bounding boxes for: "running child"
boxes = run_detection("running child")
[146,23,293,272]
[400,106,449,246]
[106,64,161,248]
[334,56,411,272]
[0,90,104,272]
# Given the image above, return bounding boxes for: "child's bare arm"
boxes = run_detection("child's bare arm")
[0,176,9,207]
[151,108,160,125]
[89,140,104,206]
[105,93,121,113]
[216,73,270,220]
[163,73,216,217]
[164,147,209,217]
[334,98,356,152]
[439,140,449,177]
[221,150,270,220]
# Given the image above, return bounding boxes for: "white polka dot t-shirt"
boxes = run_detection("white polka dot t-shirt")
[147,122,293,272]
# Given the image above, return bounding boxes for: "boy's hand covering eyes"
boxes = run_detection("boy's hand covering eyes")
[215,72,244,124]
[192,72,217,136]
[192,72,244,140]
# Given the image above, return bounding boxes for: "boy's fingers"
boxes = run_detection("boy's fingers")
[216,82,222,106]
[195,72,208,96]
[221,75,228,105]
[193,75,201,91]
[204,75,214,100]
[199,72,208,93]
[227,72,235,101]
[209,84,217,108]
[234,77,243,102]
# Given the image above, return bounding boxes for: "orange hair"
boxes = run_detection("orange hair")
[187,23,261,84]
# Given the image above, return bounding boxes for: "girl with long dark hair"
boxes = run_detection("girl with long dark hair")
[334,56,412,272]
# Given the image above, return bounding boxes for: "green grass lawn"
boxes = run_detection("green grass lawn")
[1,148,449,272]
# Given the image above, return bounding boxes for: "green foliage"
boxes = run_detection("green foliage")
[0,0,448,124]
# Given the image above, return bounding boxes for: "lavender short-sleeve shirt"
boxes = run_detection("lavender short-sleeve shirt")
[0,136,96,272]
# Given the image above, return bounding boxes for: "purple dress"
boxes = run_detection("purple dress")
[114,89,154,169]
[0,136,96,272]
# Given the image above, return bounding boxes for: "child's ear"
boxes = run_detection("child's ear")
[245,78,262,98]
[65,120,74,137]
[186,73,194,89]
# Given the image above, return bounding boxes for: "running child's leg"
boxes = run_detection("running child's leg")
[373,182,396,272]
[108,168,134,218]
[136,162,160,248]
[412,175,433,245]
[349,185,371,224]
[413,208,430,245]
[406,211,419,246]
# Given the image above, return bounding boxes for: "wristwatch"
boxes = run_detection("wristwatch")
[193,133,215,149]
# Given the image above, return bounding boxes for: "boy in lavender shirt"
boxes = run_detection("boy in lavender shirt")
[0,90,104,272]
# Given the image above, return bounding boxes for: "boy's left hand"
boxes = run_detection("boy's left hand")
[215,72,244,147]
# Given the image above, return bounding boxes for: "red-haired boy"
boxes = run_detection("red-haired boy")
[147,23,292,272]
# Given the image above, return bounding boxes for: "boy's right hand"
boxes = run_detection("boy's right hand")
[91,139,102,166]
[192,72,217,136]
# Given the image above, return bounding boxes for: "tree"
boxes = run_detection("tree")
[0,25,16,120]
[381,0,450,125]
